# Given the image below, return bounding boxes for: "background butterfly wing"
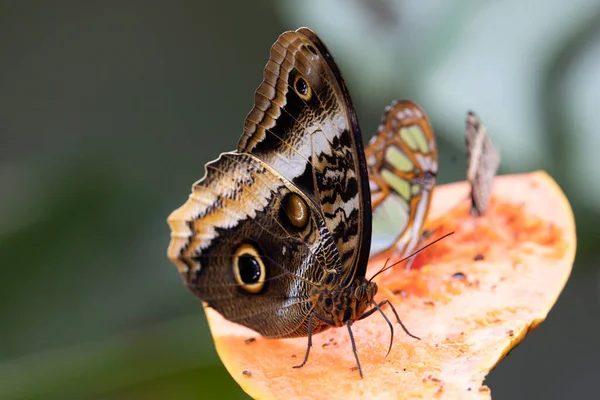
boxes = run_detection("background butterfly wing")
[466,111,501,216]
[238,28,372,284]
[167,152,339,338]
[366,100,438,258]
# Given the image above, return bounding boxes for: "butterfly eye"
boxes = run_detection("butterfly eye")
[281,192,309,230]
[293,74,312,101]
[233,244,266,294]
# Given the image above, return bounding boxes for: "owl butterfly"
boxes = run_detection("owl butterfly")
[366,101,438,265]
[465,111,500,216]
[167,27,426,378]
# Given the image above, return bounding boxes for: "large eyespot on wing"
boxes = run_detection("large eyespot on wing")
[232,243,266,294]
[366,100,438,258]
[465,111,501,216]
[166,152,341,338]
[237,27,372,285]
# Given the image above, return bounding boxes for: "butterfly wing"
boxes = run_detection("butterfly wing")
[466,111,500,216]
[167,28,372,337]
[366,100,438,258]
[167,152,340,338]
[238,28,372,285]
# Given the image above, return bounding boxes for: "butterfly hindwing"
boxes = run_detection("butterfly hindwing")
[167,152,341,338]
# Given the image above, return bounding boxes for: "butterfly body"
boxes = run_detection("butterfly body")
[309,277,377,329]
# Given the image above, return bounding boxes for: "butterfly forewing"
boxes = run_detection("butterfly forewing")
[366,100,438,259]
[238,28,371,285]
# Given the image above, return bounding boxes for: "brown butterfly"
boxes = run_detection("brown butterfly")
[167,27,421,378]
[465,111,500,216]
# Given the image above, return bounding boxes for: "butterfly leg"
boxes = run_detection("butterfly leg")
[293,312,315,370]
[346,320,363,378]
[402,229,435,272]
[378,299,420,340]
[358,299,420,358]
[403,253,417,273]
[294,312,336,370]
[361,299,395,357]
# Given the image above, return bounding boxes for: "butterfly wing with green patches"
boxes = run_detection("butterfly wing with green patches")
[365,100,438,259]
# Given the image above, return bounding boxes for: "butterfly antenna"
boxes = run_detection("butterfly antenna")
[368,231,455,282]
[373,257,391,278]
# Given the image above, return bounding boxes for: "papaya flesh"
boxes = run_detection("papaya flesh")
[203,171,576,399]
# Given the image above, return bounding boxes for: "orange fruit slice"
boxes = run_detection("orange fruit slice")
[204,171,575,399]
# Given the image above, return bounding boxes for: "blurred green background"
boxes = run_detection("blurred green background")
[1,1,599,399]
